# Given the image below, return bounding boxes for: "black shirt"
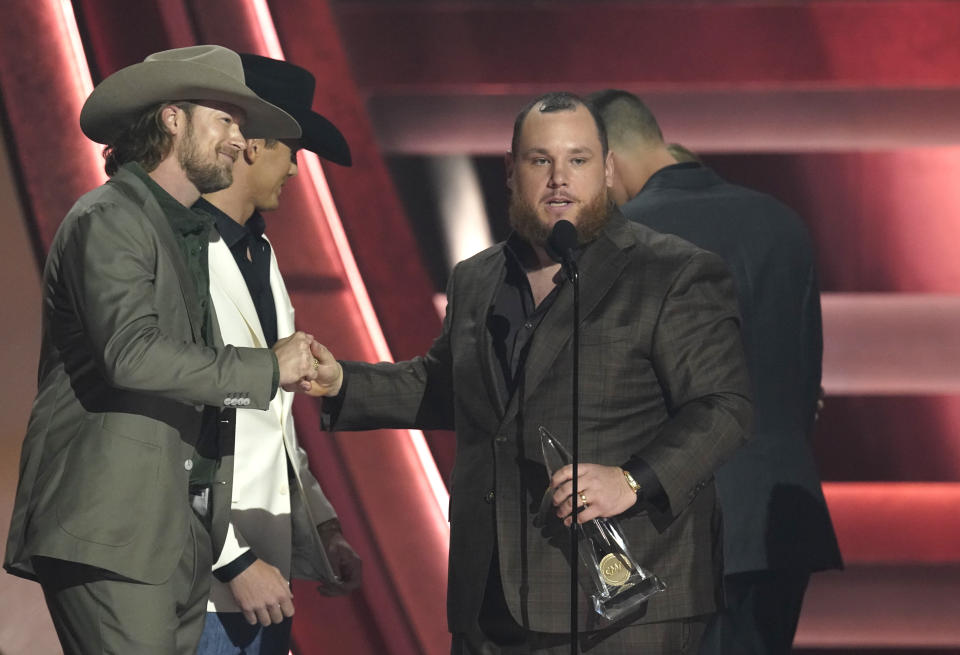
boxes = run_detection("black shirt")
[488,234,564,397]
[194,198,279,347]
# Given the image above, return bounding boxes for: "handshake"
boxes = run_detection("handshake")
[271,331,343,397]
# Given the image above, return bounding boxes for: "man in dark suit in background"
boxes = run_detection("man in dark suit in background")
[310,92,752,653]
[589,89,842,655]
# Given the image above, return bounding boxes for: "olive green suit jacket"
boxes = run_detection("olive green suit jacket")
[4,166,276,585]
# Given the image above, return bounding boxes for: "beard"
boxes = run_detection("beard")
[508,185,613,247]
[178,120,234,194]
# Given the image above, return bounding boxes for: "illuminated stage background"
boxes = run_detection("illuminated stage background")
[1,1,959,653]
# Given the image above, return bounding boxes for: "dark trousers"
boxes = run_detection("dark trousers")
[698,570,810,655]
[33,510,213,655]
[456,549,706,654]
[454,617,706,654]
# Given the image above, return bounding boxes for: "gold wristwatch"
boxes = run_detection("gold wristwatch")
[622,468,642,495]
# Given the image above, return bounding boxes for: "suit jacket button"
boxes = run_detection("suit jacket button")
[484,490,495,504]
[242,398,251,406]
[184,460,194,471]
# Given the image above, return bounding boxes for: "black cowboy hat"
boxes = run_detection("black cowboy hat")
[239,54,352,166]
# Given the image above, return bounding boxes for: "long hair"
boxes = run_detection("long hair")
[102,101,194,176]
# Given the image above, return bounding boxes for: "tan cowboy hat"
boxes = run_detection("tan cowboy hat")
[79,45,302,144]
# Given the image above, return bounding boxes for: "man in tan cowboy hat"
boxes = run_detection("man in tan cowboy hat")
[4,45,322,654]
[194,54,360,655]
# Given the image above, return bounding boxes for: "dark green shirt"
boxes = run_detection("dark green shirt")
[124,162,214,342]
[123,162,219,486]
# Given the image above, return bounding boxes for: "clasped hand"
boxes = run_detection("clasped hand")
[272,331,318,392]
[305,341,343,397]
[271,333,344,395]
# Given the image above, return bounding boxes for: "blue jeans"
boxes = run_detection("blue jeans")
[196,612,292,655]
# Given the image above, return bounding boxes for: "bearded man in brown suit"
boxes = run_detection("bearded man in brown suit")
[312,92,753,654]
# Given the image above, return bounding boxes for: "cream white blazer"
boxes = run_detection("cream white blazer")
[207,232,338,612]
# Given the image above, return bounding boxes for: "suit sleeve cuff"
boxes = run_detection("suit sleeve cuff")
[622,457,669,514]
[320,366,348,430]
[213,549,258,583]
[270,352,280,400]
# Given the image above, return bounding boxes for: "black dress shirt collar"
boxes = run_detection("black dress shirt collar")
[193,198,279,348]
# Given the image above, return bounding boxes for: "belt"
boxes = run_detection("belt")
[188,483,212,531]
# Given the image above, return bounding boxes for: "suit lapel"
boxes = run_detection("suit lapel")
[468,252,510,420]
[268,236,295,341]
[266,238,297,428]
[208,236,268,348]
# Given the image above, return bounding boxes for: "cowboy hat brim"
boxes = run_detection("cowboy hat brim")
[80,59,301,144]
[238,53,352,166]
[288,109,351,167]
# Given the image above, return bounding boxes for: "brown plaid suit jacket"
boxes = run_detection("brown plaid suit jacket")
[328,211,752,635]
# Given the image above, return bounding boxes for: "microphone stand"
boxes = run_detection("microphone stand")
[547,219,582,654]
[564,257,580,655]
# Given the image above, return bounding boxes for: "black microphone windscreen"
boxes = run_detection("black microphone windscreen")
[547,220,579,260]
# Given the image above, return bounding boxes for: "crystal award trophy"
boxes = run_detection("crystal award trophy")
[539,425,666,621]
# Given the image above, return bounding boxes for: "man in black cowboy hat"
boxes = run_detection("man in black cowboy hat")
[193,54,360,655]
[4,45,325,654]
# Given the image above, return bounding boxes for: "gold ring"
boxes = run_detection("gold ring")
[579,492,588,506]
[312,358,320,369]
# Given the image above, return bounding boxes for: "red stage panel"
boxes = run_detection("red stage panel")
[708,150,960,294]
[366,90,960,155]
[269,0,446,364]
[335,2,960,92]
[72,0,189,80]
[0,0,105,252]
[335,3,960,154]
[796,564,960,648]
[822,294,960,395]
[824,482,960,563]
[812,395,960,483]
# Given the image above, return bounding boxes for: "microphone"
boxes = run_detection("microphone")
[546,220,579,281]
